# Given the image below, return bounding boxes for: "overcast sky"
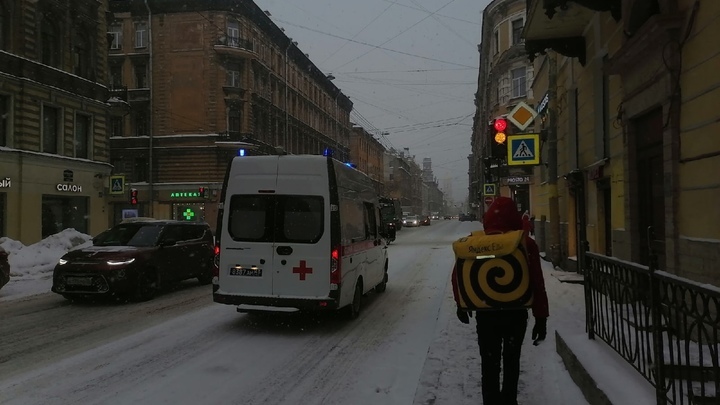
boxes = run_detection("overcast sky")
[255,0,492,203]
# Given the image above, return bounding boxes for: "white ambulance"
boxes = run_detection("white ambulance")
[212,154,389,319]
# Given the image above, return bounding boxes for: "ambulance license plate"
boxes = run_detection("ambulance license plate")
[230,267,262,277]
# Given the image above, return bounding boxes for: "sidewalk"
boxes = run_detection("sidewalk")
[546,260,657,405]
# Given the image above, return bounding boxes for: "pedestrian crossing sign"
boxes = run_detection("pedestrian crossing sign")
[483,183,497,196]
[507,134,540,166]
[109,175,125,195]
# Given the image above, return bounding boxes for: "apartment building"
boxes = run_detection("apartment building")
[350,126,386,195]
[107,0,353,230]
[0,0,113,244]
[524,0,720,284]
[472,0,536,217]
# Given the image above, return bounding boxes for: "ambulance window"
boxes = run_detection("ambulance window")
[228,195,273,242]
[278,195,323,243]
[340,198,365,242]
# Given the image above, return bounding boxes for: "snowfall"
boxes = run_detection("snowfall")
[0,227,657,405]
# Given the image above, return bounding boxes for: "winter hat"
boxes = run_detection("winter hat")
[483,196,523,233]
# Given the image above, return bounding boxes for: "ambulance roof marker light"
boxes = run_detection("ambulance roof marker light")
[237,148,246,157]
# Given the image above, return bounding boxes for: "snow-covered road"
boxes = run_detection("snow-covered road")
[0,221,588,405]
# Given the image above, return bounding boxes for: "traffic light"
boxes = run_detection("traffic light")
[493,117,507,145]
[130,188,138,205]
[199,187,208,199]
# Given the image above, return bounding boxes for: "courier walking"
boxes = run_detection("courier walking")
[451,196,549,405]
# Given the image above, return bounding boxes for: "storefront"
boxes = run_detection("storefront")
[1,150,112,245]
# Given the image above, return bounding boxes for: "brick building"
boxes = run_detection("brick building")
[350,126,385,195]
[0,0,114,244]
[107,0,353,230]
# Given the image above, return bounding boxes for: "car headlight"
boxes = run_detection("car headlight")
[58,258,68,265]
[107,258,136,266]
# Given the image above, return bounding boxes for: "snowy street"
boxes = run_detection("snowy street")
[0,221,588,405]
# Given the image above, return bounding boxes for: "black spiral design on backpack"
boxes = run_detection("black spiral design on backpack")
[456,244,533,309]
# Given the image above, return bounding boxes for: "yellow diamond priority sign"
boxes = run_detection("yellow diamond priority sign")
[507,101,538,131]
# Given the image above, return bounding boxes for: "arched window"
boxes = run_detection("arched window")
[41,13,61,67]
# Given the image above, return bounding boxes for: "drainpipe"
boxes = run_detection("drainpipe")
[284,42,291,150]
[144,0,153,217]
[547,52,560,267]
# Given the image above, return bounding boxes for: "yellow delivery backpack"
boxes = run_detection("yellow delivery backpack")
[452,230,533,311]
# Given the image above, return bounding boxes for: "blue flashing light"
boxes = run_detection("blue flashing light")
[345,162,357,168]
[238,148,246,157]
[323,147,333,157]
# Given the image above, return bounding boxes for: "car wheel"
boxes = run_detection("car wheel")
[345,279,363,320]
[133,271,156,302]
[375,267,388,293]
[197,271,212,285]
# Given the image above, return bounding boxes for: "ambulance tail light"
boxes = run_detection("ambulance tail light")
[212,243,220,280]
[330,246,341,285]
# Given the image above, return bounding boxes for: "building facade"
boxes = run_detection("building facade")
[524,0,720,285]
[0,0,113,245]
[472,0,535,218]
[107,0,353,230]
[350,126,386,195]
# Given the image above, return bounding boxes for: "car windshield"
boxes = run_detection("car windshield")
[93,223,164,247]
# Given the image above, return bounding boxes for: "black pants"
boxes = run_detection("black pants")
[475,309,528,405]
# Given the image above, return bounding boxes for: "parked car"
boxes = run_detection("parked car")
[52,219,215,302]
[0,246,9,290]
[403,215,420,227]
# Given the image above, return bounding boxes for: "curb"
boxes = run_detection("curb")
[555,330,614,405]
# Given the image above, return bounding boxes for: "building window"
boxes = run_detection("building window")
[110,64,123,88]
[228,107,241,135]
[73,29,92,78]
[511,19,524,45]
[493,30,499,54]
[134,63,148,88]
[42,105,60,154]
[110,116,123,137]
[0,94,9,147]
[0,1,9,50]
[41,17,61,67]
[226,62,241,87]
[134,157,148,182]
[42,196,88,237]
[227,19,240,47]
[135,22,147,48]
[74,113,91,159]
[511,67,526,98]
[134,109,149,136]
[109,24,122,50]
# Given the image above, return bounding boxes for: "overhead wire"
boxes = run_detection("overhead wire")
[330,0,459,71]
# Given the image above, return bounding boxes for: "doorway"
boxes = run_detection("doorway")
[634,108,665,267]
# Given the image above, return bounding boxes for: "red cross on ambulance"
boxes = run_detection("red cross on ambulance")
[292,260,313,281]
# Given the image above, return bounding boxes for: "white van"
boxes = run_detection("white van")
[212,154,389,319]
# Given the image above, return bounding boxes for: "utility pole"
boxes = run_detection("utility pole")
[548,51,561,266]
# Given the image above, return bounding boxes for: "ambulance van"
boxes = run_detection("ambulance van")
[212,154,389,319]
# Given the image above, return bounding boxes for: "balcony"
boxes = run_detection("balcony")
[524,0,621,66]
[214,36,256,59]
[127,88,150,102]
[109,85,128,101]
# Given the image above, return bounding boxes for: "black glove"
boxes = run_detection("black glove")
[532,317,547,345]
[456,308,471,324]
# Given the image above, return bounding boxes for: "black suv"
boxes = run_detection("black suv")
[52,219,214,301]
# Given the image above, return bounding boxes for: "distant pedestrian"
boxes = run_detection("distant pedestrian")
[452,197,549,405]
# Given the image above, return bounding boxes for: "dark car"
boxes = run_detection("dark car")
[52,219,214,301]
[0,246,9,291]
[420,215,431,226]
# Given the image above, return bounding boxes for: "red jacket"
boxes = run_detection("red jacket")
[452,197,549,318]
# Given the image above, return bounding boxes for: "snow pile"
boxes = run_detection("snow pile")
[0,229,93,279]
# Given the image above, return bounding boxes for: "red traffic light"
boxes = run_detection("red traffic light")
[493,118,507,132]
[130,188,138,205]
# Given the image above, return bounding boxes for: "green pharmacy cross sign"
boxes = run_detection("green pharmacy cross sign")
[182,208,196,221]
[171,192,201,198]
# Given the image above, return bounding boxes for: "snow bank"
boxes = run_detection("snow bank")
[0,229,93,280]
